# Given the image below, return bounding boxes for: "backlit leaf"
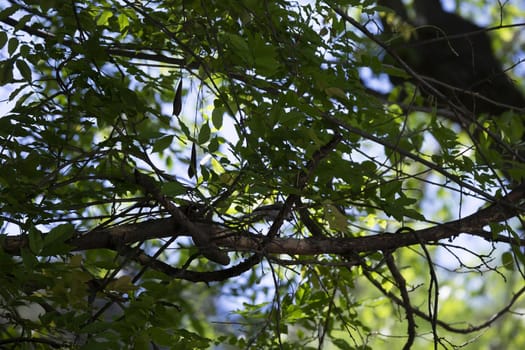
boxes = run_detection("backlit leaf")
[97,10,113,26]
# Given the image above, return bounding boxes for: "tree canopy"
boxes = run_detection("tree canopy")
[1,0,525,349]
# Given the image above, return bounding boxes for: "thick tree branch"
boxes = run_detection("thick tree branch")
[133,170,230,265]
[2,185,524,258]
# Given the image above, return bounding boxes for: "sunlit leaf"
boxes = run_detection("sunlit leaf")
[96,10,113,26]
[117,13,130,33]
[324,204,347,232]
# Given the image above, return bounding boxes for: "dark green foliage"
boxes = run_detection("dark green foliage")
[0,0,524,349]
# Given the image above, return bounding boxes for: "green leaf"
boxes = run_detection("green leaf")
[161,181,187,196]
[19,44,30,57]
[21,247,38,269]
[249,34,279,76]
[83,36,108,60]
[117,13,130,33]
[97,10,113,26]
[324,204,347,232]
[41,224,74,256]
[380,180,401,200]
[333,338,353,350]
[324,86,347,100]
[8,37,18,55]
[198,122,211,144]
[106,275,137,293]
[28,226,44,254]
[212,107,224,129]
[173,80,183,116]
[501,251,514,271]
[15,59,31,81]
[401,208,426,221]
[120,88,138,108]
[208,136,220,153]
[225,33,250,61]
[134,335,150,350]
[488,222,505,239]
[0,59,14,85]
[0,31,7,50]
[149,327,172,346]
[152,135,174,153]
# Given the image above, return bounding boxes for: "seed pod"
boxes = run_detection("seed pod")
[172,80,183,116]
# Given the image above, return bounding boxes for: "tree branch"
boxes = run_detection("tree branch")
[384,251,416,349]
[2,185,524,259]
[133,170,230,265]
